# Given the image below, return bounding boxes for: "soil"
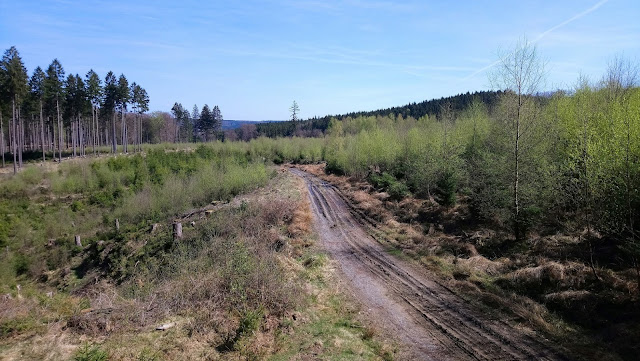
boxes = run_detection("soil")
[291,168,570,361]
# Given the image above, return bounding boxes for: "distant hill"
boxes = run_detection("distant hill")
[255,90,503,138]
[222,120,278,130]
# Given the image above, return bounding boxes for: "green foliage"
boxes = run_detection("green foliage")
[13,252,29,275]
[436,171,458,207]
[369,172,410,201]
[73,343,109,361]
[322,83,640,247]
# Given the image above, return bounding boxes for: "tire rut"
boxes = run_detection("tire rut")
[291,168,569,361]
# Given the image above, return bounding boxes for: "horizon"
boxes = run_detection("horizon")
[1,0,639,120]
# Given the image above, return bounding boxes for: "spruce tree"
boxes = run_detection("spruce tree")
[102,71,118,153]
[29,66,46,162]
[1,47,29,172]
[86,69,102,153]
[44,59,65,162]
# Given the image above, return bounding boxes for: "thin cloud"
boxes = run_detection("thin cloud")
[531,0,611,43]
[463,0,611,81]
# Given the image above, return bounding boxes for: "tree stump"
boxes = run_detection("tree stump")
[173,222,182,240]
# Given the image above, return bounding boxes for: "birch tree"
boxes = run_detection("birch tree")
[489,38,546,241]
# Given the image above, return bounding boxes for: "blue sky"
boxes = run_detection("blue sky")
[1,0,638,120]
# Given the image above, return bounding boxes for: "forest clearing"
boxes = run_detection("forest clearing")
[2,3,640,358]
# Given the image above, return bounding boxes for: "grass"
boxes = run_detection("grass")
[0,144,307,359]
[0,148,394,360]
[270,247,396,361]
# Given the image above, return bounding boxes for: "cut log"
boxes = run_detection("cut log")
[115,218,120,231]
[75,235,82,247]
[156,322,175,331]
[151,223,160,233]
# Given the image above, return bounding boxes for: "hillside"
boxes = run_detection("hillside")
[255,90,503,138]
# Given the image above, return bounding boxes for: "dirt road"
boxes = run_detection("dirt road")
[291,168,568,361]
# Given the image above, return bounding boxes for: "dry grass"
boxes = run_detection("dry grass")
[293,162,640,360]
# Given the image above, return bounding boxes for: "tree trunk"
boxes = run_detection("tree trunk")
[17,107,23,169]
[57,98,62,162]
[121,109,125,153]
[93,106,97,156]
[112,111,117,153]
[1,111,5,168]
[12,98,17,174]
[72,120,76,158]
[514,95,521,241]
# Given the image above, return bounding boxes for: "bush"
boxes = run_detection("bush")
[13,253,29,276]
[388,181,410,201]
[369,172,410,201]
[73,343,108,361]
[437,171,458,206]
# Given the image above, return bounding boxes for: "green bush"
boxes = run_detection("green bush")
[73,343,108,361]
[436,171,458,206]
[13,253,29,276]
[369,172,410,201]
[387,181,410,201]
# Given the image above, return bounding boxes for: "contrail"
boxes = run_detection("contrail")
[462,0,611,81]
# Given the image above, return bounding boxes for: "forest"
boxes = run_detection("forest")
[0,46,227,172]
[1,41,640,360]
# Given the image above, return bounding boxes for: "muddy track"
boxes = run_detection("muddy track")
[291,168,569,361]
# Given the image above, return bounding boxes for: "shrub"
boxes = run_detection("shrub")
[13,253,29,276]
[73,343,108,361]
[387,181,410,201]
[437,171,458,206]
[369,172,410,201]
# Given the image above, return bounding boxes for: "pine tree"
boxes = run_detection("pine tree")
[191,104,199,142]
[117,74,129,153]
[171,102,185,143]
[102,71,118,153]
[212,105,223,140]
[86,70,102,154]
[1,47,29,173]
[44,59,65,162]
[130,83,149,152]
[290,100,299,122]
[199,104,213,142]
[29,66,46,162]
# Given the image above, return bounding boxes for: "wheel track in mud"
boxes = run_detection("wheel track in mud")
[291,168,570,361]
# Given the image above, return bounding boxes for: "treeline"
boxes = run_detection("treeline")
[254,90,503,138]
[0,46,149,173]
[323,57,640,275]
[170,102,223,143]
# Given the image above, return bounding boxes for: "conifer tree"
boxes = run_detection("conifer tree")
[44,59,65,162]
[117,74,129,153]
[29,66,46,162]
[102,71,118,153]
[290,100,299,122]
[199,104,213,142]
[86,69,102,153]
[1,47,29,173]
